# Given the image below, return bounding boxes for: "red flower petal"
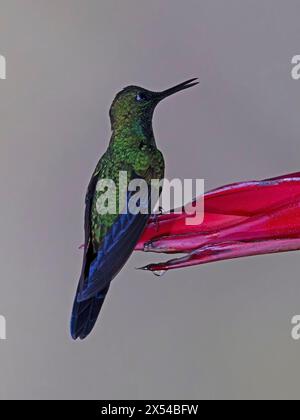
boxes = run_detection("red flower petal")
[140,237,300,272]
[136,173,300,251]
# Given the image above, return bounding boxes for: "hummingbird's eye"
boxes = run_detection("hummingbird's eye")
[136,92,148,102]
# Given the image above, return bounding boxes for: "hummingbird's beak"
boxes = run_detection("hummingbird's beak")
[156,78,199,101]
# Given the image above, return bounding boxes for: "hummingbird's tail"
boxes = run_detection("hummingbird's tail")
[70,187,152,339]
[70,285,109,340]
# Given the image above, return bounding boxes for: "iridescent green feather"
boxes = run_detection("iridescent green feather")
[90,87,165,250]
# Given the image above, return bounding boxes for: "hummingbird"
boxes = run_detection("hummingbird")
[70,78,199,339]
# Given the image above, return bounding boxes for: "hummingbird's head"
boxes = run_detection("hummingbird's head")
[109,78,199,132]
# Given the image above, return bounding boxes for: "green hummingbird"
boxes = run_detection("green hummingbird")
[71,78,199,339]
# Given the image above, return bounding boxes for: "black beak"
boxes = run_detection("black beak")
[156,78,199,101]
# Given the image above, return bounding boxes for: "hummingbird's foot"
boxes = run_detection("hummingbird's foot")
[152,206,165,232]
[143,241,152,252]
[78,243,85,250]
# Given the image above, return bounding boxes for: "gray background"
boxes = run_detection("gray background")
[0,0,300,400]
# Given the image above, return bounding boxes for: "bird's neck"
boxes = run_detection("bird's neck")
[111,118,156,146]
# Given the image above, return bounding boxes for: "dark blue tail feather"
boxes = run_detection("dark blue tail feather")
[70,285,110,340]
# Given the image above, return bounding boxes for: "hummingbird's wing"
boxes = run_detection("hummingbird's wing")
[71,173,107,340]
[71,174,151,340]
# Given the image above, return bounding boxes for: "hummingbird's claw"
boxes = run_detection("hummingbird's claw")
[143,242,151,252]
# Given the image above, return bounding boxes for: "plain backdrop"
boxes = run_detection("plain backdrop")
[1,0,300,400]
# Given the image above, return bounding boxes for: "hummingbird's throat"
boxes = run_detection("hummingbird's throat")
[112,115,155,144]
